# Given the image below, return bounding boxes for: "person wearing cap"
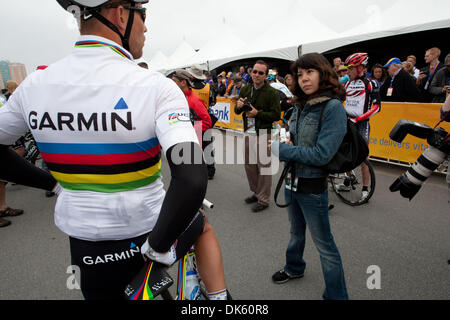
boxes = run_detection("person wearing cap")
[171,69,212,133]
[380,57,421,102]
[186,65,217,180]
[188,65,215,110]
[336,65,349,85]
[216,72,227,97]
[225,75,244,99]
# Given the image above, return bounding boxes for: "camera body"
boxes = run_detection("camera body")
[236,100,253,115]
[389,119,449,200]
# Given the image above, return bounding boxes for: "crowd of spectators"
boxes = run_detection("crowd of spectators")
[332,47,449,103]
[207,46,449,106]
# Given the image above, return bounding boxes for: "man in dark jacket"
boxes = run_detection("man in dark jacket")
[380,58,421,102]
[417,47,445,102]
[235,60,281,212]
[429,53,450,103]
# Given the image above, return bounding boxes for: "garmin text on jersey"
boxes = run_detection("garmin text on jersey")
[28,111,133,132]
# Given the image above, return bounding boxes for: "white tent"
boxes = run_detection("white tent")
[147,50,169,72]
[182,28,247,69]
[148,0,450,72]
[160,26,247,71]
[163,41,198,71]
[300,18,450,55]
[207,6,341,70]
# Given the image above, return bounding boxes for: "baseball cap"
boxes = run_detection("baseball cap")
[383,58,402,68]
[173,69,195,87]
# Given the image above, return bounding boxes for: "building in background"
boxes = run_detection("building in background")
[0,60,28,89]
[0,61,10,90]
[0,71,4,90]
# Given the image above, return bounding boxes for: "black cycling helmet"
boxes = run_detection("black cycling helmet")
[57,0,149,52]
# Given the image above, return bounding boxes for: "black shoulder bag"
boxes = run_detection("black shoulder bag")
[318,104,369,173]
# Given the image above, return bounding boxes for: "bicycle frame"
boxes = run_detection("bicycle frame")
[125,200,212,300]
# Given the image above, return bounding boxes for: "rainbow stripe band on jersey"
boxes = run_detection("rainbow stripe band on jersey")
[75,40,132,60]
[38,138,162,193]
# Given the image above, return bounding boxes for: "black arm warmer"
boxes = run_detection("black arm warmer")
[146,142,208,252]
[0,144,56,191]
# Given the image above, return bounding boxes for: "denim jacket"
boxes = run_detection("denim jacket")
[273,95,347,178]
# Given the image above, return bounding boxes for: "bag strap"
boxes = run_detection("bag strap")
[274,161,295,208]
[317,103,327,132]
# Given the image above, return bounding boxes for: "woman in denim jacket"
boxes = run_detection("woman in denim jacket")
[271,53,348,300]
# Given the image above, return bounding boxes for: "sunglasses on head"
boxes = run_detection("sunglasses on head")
[252,70,265,75]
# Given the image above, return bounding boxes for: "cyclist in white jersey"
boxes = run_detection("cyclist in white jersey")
[0,0,228,300]
[341,53,381,201]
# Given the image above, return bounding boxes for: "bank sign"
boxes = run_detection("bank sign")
[211,102,230,124]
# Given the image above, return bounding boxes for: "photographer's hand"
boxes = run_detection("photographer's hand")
[236,98,246,110]
[246,105,258,118]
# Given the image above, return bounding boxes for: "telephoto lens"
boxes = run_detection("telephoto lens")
[390,146,447,200]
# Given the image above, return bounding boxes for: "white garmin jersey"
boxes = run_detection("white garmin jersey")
[0,36,198,241]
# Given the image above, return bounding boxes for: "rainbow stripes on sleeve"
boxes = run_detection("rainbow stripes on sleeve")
[37,137,162,193]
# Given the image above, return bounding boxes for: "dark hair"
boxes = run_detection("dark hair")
[254,59,269,75]
[290,53,345,106]
[369,63,386,82]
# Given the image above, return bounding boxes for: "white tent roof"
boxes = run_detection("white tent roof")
[208,7,341,70]
[147,0,450,72]
[147,51,168,72]
[300,18,450,55]
[163,41,198,71]
[162,26,247,71]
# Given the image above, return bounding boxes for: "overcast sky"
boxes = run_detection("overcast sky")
[0,0,448,73]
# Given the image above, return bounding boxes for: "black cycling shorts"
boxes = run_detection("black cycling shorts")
[356,121,370,144]
[69,233,149,300]
[69,211,205,300]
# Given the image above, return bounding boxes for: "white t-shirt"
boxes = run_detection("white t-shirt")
[0,35,198,241]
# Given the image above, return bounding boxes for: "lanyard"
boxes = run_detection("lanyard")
[75,40,133,60]
[389,77,394,88]
[428,62,439,80]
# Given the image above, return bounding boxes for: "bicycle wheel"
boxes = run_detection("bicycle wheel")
[329,159,376,206]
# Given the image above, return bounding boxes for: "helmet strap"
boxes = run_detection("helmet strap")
[90,5,135,52]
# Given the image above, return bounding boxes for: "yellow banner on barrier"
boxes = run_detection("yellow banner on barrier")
[211,97,244,132]
[369,102,450,163]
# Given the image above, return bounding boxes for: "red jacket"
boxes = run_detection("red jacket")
[184,89,212,132]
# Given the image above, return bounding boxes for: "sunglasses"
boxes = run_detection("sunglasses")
[126,6,147,22]
[252,70,266,76]
[104,2,147,22]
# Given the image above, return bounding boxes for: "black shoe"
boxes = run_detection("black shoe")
[272,269,304,284]
[251,203,268,212]
[244,195,258,204]
[0,218,11,228]
[208,174,214,180]
[45,191,56,198]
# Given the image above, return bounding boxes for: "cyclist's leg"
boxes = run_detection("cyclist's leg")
[194,211,227,298]
[361,159,370,187]
[358,121,371,188]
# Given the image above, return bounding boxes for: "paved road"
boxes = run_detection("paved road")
[1,137,449,300]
